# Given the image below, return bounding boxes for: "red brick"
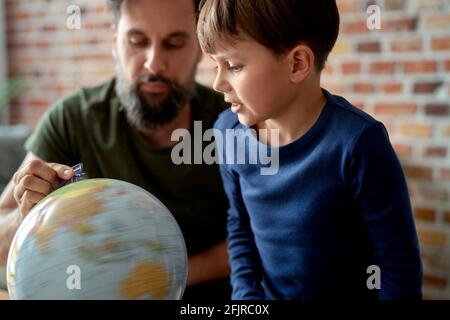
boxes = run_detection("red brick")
[393,144,412,157]
[441,169,450,181]
[72,54,111,61]
[445,60,450,71]
[380,82,403,94]
[34,40,49,48]
[384,0,405,10]
[419,187,449,201]
[41,25,57,32]
[352,101,365,110]
[331,41,351,56]
[353,83,374,93]
[403,165,433,180]
[425,104,449,116]
[425,14,450,30]
[374,103,417,115]
[413,82,443,94]
[341,62,361,74]
[95,5,107,14]
[424,147,447,158]
[424,274,448,289]
[370,62,396,74]
[383,17,418,31]
[443,126,450,137]
[444,211,450,224]
[413,208,436,221]
[5,11,30,20]
[404,60,438,73]
[417,230,447,246]
[341,20,367,34]
[357,41,381,53]
[413,0,444,10]
[431,37,450,51]
[28,99,49,108]
[423,292,449,301]
[391,39,422,52]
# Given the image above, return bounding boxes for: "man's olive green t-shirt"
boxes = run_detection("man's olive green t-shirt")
[25,78,230,259]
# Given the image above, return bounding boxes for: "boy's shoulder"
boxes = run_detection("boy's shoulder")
[325,89,377,127]
[323,89,383,140]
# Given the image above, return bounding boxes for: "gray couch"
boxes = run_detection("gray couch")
[0,125,29,289]
[0,125,29,193]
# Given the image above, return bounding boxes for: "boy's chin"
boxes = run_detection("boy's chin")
[236,114,255,128]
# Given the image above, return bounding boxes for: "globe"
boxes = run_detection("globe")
[6,178,188,300]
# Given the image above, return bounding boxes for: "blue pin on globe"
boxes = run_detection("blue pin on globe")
[7,176,188,300]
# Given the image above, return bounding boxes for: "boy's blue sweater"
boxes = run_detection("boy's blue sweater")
[214,89,423,300]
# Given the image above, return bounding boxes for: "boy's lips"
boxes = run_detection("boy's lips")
[225,98,243,113]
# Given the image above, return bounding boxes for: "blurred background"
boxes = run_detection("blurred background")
[0,0,449,299]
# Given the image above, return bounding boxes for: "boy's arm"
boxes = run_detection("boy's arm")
[348,122,423,300]
[219,165,266,300]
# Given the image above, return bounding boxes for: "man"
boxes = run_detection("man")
[0,0,231,300]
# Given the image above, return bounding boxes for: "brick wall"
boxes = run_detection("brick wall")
[4,0,450,299]
[322,0,450,299]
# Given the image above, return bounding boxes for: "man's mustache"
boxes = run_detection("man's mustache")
[135,74,172,88]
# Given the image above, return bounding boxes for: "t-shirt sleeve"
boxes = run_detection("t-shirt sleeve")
[348,122,423,299]
[24,97,80,166]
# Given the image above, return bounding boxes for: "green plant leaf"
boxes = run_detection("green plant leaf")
[0,77,24,110]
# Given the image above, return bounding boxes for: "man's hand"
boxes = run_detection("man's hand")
[11,159,74,219]
[187,240,230,287]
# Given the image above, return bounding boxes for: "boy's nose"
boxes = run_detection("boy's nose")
[213,69,231,94]
[144,46,167,74]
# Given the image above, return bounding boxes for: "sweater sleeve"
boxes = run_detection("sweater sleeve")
[219,164,266,300]
[348,122,423,300]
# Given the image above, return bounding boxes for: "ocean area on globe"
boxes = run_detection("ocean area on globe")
[6,173,188,300]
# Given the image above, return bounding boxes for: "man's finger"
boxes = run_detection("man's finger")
[14,160,59,186]
[20,190,46,217]
[48,163,74,180]
[21,175,54,196]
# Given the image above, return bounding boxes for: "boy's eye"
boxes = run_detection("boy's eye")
[227,64,243,73]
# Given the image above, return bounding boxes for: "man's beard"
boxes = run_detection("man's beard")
[115,67,196,131]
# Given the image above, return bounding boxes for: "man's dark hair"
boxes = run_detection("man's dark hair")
[197,0,340,71]
[107,0,202,25]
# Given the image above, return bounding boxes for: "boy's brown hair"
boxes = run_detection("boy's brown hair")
[197,0,340,71]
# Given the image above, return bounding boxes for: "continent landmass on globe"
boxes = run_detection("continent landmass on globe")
[30,180,111,252]
[120,261,170,299]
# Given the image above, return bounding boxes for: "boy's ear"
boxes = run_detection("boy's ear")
[288,44,315,83]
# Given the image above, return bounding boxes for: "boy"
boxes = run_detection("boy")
[197,0,423,299]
